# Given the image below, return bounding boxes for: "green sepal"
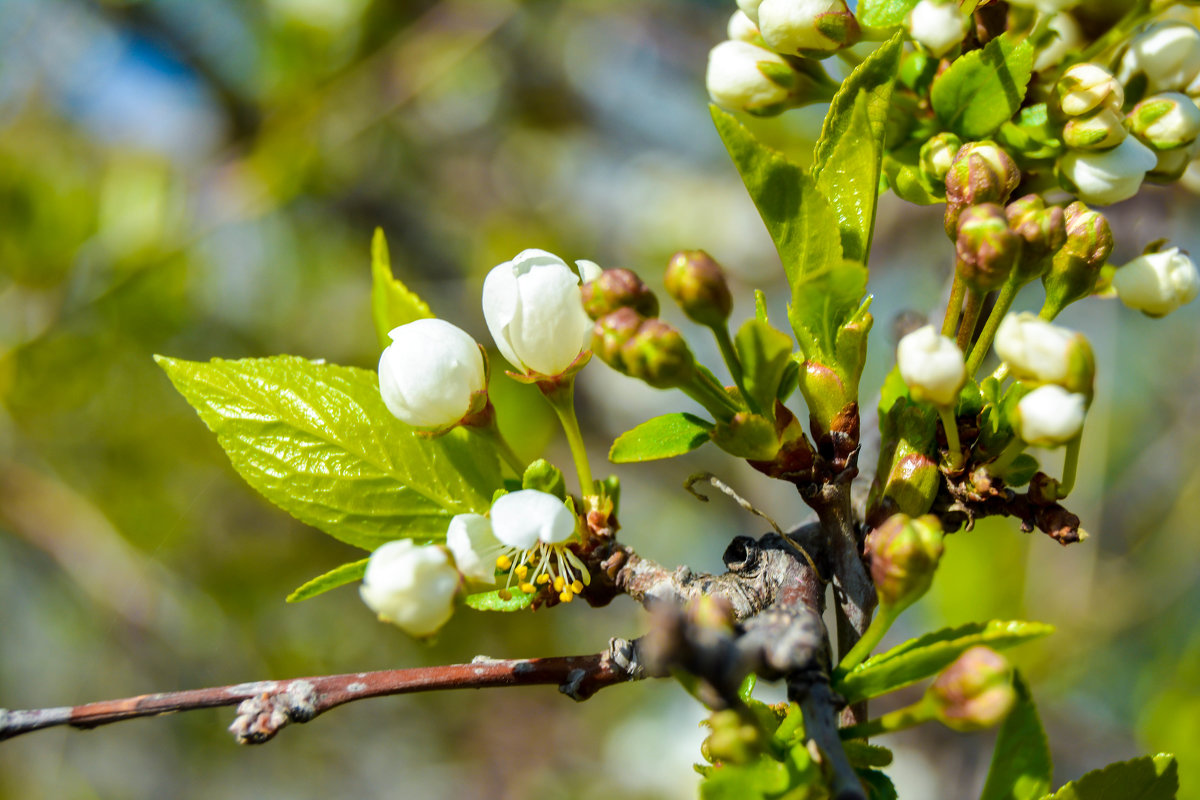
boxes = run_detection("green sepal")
[463,588,535,612]
[522,459,566,500]
[757,60,797,91]
[371,228,434,349]
[286,558,370,603]
[609,413,714,463]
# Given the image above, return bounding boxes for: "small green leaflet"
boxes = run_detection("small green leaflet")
[813,32,903,178]
[156,355,501,551]
[286,559,369,603]
[371,227,433,349]
[858,768,899,800]
[1041,755,1178,800]
[609,413,713,463]
[836,620,1053,703]
[464,588,534,612]
[981,672,1053,800]
[931,33,1034,139]
[856,0,920,28]
[734,318,794,417]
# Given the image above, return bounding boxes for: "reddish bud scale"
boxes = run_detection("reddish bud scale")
[581,268,660,320]
[664,250,734,327]
[955,203,1022,293]
[928,646,1016,731]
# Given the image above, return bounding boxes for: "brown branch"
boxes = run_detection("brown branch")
[0,639,643,745]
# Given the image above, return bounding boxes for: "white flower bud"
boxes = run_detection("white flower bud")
[1062,107,1127,151]
[728,10,761,42]
[994,313,1078,385]
[1128,92,1200,151]
[757,0,857,55]
[360,540,458,638]
[737,0,764,25]
[907,0,967,58]
[1057,64,1124,117]
[897,325,967,408]
[1014,385,1086,447]
[1033,13,1082,73]
[490,489,576,550]
[1058,136,1157,205]
[378,318,486,429]
[1117,21,1200,96]
[446,514,503,584]
[706,41,793,115]
[482,249,594,377]
[1112,247,1200,317]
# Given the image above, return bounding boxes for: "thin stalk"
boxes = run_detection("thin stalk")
[955,289,985,353]
[1057,434,1082,499]
[987,437,1026,476]
[470,421,526,476]
[937,405,964,470]
[685,370,741,422]
[966,281,1018,376]
[839,698,936,740]
[942,275,966,338]
[710,323,753,413]
[1037,299,1062,322]
[991,363,1011,383]
[543,377,595,495]
[834,605,899,678]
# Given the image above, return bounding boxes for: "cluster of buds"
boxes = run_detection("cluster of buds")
[995,314,1093,447]
[705,0,854,116]
[943,142,1021,239]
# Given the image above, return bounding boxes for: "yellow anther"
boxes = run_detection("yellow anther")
[519,582,536,594]
[571,580,583,594]
[536,573,550,585]
[515,564,529,579]
[553,576,566,591]
[496,555,512,570]
[559,590,574,603]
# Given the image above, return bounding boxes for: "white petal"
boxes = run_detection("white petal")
[491,489,576,548]
[446,514,501,584]
[482,261,524,371]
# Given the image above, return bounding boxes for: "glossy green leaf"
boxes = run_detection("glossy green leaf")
[857,0,920,27]
[463,588,535,612]
[286,559,369,603]
[836,620,1054,703]
[522,459,566,500]
[931,33,1034,139]
[813,33,903,177]
[816,93,882,263]
[156,355,501,551]
[735,318,794,416]
[982,672,1053,800]
[371,227,433,349]
[787,258,869,363]
[609,413,714,463]
[1042,755,1178,800]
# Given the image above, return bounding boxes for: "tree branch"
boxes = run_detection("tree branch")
[0,639,643,745]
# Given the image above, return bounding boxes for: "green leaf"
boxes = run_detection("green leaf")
[700,759,791,800]
[609,413,714,463]
[711,105,843,297]
[371,228,433,349]
[156,355,501,551]
[883,143,943,206]
[463,588,535,612]
[522,458,566,500]
[836,620,1054,704]
[735,318,794,416]
[982,672,1053,800]
[859,768,899,800]
[844,741,894,769]
[813,33,904,177]
[1042,755,1178,800]
[857,0,920,27]
[931,33,1034,139]
[286,559,369,603]
[816,93,883,263]
[787,258,869,363]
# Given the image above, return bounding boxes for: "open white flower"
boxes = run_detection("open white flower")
[378,318,486,430]
[482,250,594,377]
[1058,136,1157,206]
[994,313,1079,386]
[1014,385,1087,447]
[1117,21,1200,96]
[897,325,966,408]
[489,489,590,602]
[1113,248,1200,317]
[360,540,459,638]
[706,40,792,114]
[907,0,967,58]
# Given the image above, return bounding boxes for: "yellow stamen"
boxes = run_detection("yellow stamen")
[519,582,536,594]
[515,564,529,579]
[553,576,565,591]
[571,580,583,594]
[496,555,512,570]
[559,590,574,603]
[536,573,550,585]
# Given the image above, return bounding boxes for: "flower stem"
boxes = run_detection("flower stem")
[942,275,966,338]
[710,323,753,413]
[542,377,595,495]
[956,289,985,353]
[1057,434,1082,499]
[839,698,937,740]
[683,370,740,423]
[834,604,898,678]
[937,405,964,470]
[966,281,1018,377]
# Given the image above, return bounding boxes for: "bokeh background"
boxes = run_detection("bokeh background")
[1,0,1198,798]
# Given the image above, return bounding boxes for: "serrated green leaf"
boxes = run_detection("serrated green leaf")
[463,588,535,611]
[1042,755,1177,800]
[816,93,883,263]
[931,33,1034,139]
[982,672,1053,800]
[857,0,920,27]
[814,33,904,177]
[371,228,433,349]
[735,318,794,417]
[859,768,899,800]
[286,559,369,603]
[836,620,1054,704]
[700,759,792,800]
[845,741,894,769]
[156,355,501,551]
[609,413,714,463]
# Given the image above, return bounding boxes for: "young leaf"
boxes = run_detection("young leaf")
[857,0,920,28]
[286,559,369,603]
[735,318,794,417]
[371,228,434,349]
[816,93,882,263]
[787,258,869,363]
[931,33,1034,139]
[463,588,535,612]
[156,355,501,551]
[836,620,1054,703]
[609,413,714,463]
[858,768,899,800]
[522,459,566,500]
[1042,754,1178,800]
[981,672,1053,800]
[813,32,904,177]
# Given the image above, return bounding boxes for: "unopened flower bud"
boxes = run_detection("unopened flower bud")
[1117,21,1200,97]
[897,325,966,408]
[919,132,963,187]
[737,0,764,24]
[1058,136,1157,206]
[378,319,487,430]
[1033,12,1082,73]
[360,540,459,638]
[1112,247,1200,317]
[704,709,764,765]
[665,250,734,327]
[620,318,697,389]
[944,142,1020,237]
[1005,195,1065,283]
[1056,63,1123,117]
[728,10,761,42]
[865,513,945,610]
[706,40,793,115]
[1148,146,1196,182]
[1043,201,1113,313]
[955,203,1021,293]
[757,0,860,56]
[1013,384,1087,446]
[928,647,1015,732]
[581,268,660,320]
[995,313,1094,394]
[591,307,645,368]
[1062,107,1127,151]
[1128,92,1200,151]
[907,0,967,58]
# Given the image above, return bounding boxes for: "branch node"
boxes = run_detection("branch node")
[228,680,319,745]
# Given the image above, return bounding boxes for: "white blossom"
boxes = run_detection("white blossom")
[1057,63,1123,117]
[897,325,966,408]
[1014,385,1087,447]
[994,313,1079,385]
[706,40,792,114]
[491,489,576,549]
[1128,92,1200,150]
[446,514,503,584]
[482,249,594,377]
[758,0,854,55]
[1058,136,1157,205]
[1117,21,1200,96]
[378,318,486,429]
[737,0,764,24]
[728,10,761,42]
[907,0,967,58]
[359,540,459,638]
[1033,13,1082,73]
[1112,247,1200,317]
